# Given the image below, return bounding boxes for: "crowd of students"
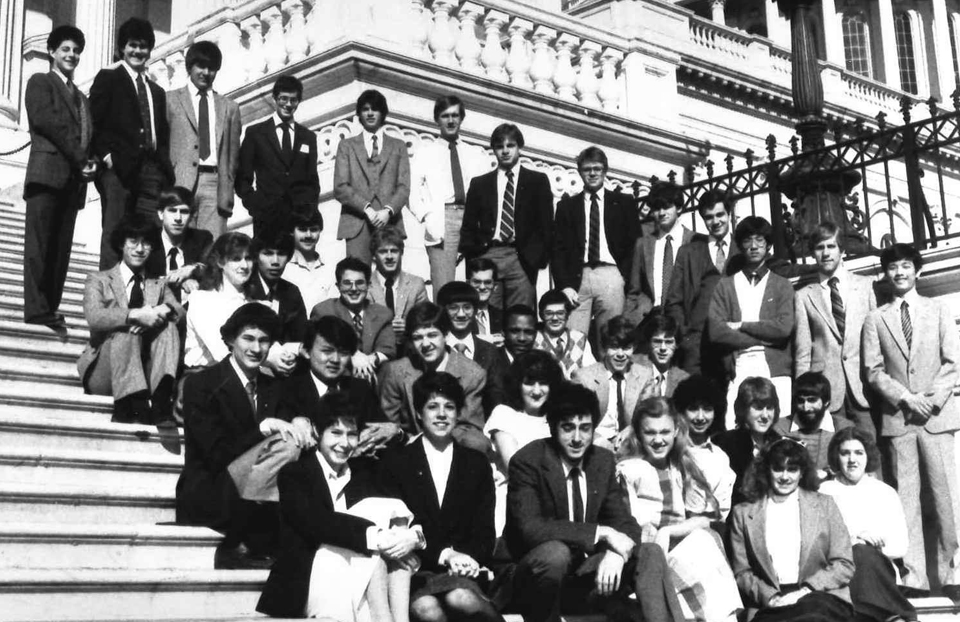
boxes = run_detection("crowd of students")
[22,17,960,622]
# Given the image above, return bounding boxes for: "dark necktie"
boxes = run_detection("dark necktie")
[587,192,600,265]
[828,276,845,338]
[749,271,761,286]
[69,81,90,149]
[245,380,257,417]
[500,169,516,242]
[280,122,292,163]
[370,134,379,161]
[135,73,153,148]
[449,139,466,204]
[661,234,674,303]
[715,239,726,271]
[612,371,625,425]
[384,274,395,313]
[168,248,179,272]
[198,90,211,160]
[129,273,145,309]
[570,467,584,523]
[353,312,364,338]
[901,301,912,349]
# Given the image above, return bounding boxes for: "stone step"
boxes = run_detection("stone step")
[0,386,113,416]
[0,318,89,345]
[0,279,85,304]
[0,236,99,264]
[0,268,90,294]
[0,248,100,271]
[0,445,182,491]
[0,293,87,320]
[0,523,218,571]
[0,359,83,388]
[0,481,175,524]
[0,335,87,380]
[0,410,184,456]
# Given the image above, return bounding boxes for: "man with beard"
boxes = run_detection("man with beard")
[367,226,428,347]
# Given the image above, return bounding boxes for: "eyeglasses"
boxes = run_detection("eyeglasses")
[542,311,568,319]
[339,280,368,291]
[125,238,153,250]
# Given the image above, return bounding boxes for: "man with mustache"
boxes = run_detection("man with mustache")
[281,209,335,312]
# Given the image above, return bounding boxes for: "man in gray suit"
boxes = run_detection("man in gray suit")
[367,225,428,346]
[795,222,877,436]
[862,243,960,593]
[334,89,410,264]
[166,41,241,238]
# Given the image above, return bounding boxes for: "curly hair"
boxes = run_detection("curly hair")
[827,426,882,477]
[198,232,254,292]
[504,350,564,412]
[741,438,819,502]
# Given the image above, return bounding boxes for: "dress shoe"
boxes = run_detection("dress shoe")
[214,542,275,570]
[111,394,151,424]
[25,313,66,328]
[898,585,930,600]
[155,418,181,455]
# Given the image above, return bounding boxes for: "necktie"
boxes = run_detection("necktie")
[715,239,726,271]
[135,73,153,148]
[587,192,600,265]
[570,467,584,523]
[370,134,379,161]
[828,276,845,338]
[353,312,364,338]
[654,373,664,396]
[69,81,90,149]
[168,248,179,272]
[612,371,625,425]
[477,309,488,334]
[554,335,566,360]
[128,273,145,309]
[500,170,516,242]
[449,139,466,204]
[661,234,674,303]
[245,380,257,417]
[384,274,395,313]
[198,90,210,160]
[454,342,468,356]
[901,301,912,349]
[280,122,292,163]
[749,271,760,286]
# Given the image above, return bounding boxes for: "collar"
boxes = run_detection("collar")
[560,456,584,478]
[273,112,293,128]
[769,488,800,508]
[447,333,475,352]
[544,330,568,346]
[118,261,137,287]
[434,349,451,372]
[711,232,731,248]
[229,355,257,385]
[422,436,454,460]
[317,450,350,481]
[51,68,71,85]
[161,230,181,254]
[895,288,921,308]
[363,128,385,144]
[341,298,367,315]
[692,437,717,451]
[605,362,632,377]
[657,225,681,242]
[374,269,399,288]
[742,263,770,282]
[498,163,520,178]
[289,249,322,268]
[120,61,145,82]
[186,81,215,100]
[258,274,275,298]
[819,266,847,287]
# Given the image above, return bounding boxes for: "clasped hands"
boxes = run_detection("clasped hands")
[364,205,392,230]
[902,392,939,424]
[374,526,421,571]
[128,303,175,334]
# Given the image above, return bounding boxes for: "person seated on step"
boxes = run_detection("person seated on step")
[532,288,596,380]
[176,303,314,569]
[635,312,689,399]
[367,225,428,351]
[78,213,183,427]
[280,208,336,312]
[145,186,213,300]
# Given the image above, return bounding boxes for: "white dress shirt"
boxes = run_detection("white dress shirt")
[765,491,802,585]
[733,270,769,358]
[446,333,476,360]
[820,477,908,559]
[317,450,352,511]
[183,288,249,367]
[422,439,454,507]
[652,229,682,305]
[362,128,385,160]
[118,262,143,301]
[273,112,294,148]
[494,164,522,241]
[160,230,184,276]
[187,81,218,166]
[581,191,616,265]
[120,61,156,149]
[818,266,850,321]
[707,233,732,271]
[596,369,623,444]
[892,288,921,328]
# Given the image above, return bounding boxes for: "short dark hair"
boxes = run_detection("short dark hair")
[742,438,820,501]
[673,374,727,435]
[544,382,601,431]
[313,391,364,434]
[809,221,842,253]
[827,426,881,475]
[696,188,735,217]
[490,123,524,149]
[646,181,683,211]
[117,18,155,51]
[220,302,281,343]
[303,315,358,353]
[640,312,679,344]
[505,304,537,325]
[185,40,222,71]
[466,257,498,281]
[251,231,295,258]
[405,301,447,338]
[734,216,773,249]
[437,281,479,307]
[600,315,636,350]
[734,377,781,428]
[157,186,196,215]
[880,242,923,271]
[356,89,389,119]
[413,371,465,413]
[272,75,303,100]
[505,350,564,411]
[576,146,608,171]
[433,95,465,122]
[538,289,571,315]
[199,232,253,291]
[109,214,160,255]
[290,209,324,230]
[48,26,85,53]
[794,371,831,405]
[335,257,371,283]
[370,225,405,256]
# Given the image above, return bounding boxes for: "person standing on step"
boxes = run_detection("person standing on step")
[145,187,213,300]
[166,40,242,239]
[90,18,173,270]
[22,25,96,328]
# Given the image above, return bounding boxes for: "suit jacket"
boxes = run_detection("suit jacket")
[378,438,495,570]
[707,271,795,379]
[89,65,172,185]
[459,166,555,275]
[713,428,781,506]
[23,71,93,195]
[729,490,854,609]
[861,295,960,436]
[505,439,642,558]
[144,228,214,280]
[236,117,320,225]
[311,298,395,359]
[367,270,428,319]
[166,86,242,216]
[469,336,509,411]
[176,358,280,526]
[473,306,503,336]
[77,265,184,383]
[573,362,652,432]
[334,133,410,238]
[276,370,385,425]
[551,189,639,290]
[250,276,308,344]
[257,452,378,618]
[624,226,695,323]
[795,273,877,412]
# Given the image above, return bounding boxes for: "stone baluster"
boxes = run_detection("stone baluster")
[241,14,268,82]
[284,0,309,63]
[481,10,509,82]
[576,40,602,108]
[262,6,287,73]
[305,0,325,52]
[598,48,623,112]
[168,50,188,90]
[428,0,458,66]
[553,34,578,101]
[455,2,484,73]
[506,18,533,88]
[211,21,244,92]
[529,26,557,95]
[409,0,431,59]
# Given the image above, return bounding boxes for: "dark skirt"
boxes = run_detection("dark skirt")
[752,591,853,622]
[850,543,917,621]
[411,570,490,602]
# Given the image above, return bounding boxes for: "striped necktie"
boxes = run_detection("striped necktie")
[500,170,515,242]
[828,276,845,339]
[901,301,912,349]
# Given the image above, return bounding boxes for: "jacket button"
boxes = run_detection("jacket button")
[192,162,197,167]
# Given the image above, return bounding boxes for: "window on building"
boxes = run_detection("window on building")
[842,12,873,77]
[894,11,919,94]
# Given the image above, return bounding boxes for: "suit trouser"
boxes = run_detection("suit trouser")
[480,245,536,313]
[84,323,180,401]
[425,203,465,299]
[191,169,225,238]
[23,183,81,321]
[95,160,164,269]
[886,426,959,589]
[567,265,624,337]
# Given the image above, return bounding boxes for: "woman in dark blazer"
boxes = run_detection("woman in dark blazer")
[728,438,855,622]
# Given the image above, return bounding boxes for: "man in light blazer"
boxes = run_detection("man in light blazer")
[334,90,410,264]
[367,226,427,347]
[795,222,877,437]
[23,26,96,328]
[166,41,241,238]
[862,243,960,592]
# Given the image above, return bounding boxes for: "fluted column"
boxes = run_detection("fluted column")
[876,0,901,89]
[819,0,843,65]
[73,0,117,84]
[0,0,25,129]
[931,0,955,100]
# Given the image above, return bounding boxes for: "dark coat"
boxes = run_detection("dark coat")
[276,370,386,426]
[249,275,308,344]
[712,428,782,507]
[144,228,214,280]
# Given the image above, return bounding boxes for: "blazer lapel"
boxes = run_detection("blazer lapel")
[266,120,285,163]
[439,444,464,522]
[881,304,910,359]
[911,298,931,360]
[591,371,608,415]
[808,287,841,342]
[214,93,226,149]
[413,439,443,516]
[179,88,198,131]
[575,193,587,249]
[543,443,569,520]
[351,137,374,183]
[798,491,818,578]
[109,267,129,307]
[49,73,80,124]
[395,273,408,313]
[643,237,656,293]
[583,449,603,522]
[145,277,163,306]
[746,499,779,590]
[624,365,646,427]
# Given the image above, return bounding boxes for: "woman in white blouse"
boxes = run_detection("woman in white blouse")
[820,427,916,622]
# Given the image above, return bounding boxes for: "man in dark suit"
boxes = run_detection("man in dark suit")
[334,89,410,264]
[467,257,503,345]
[145,187,213,299]
[368,225,428,347]
[176,303,313,569]
[664,189,740,375]
[90,18,173,269]
[459,124,554,311]
[505,383,684,622]
[236,75,319,237]
[23,26,96,327]
[553,147,639,337]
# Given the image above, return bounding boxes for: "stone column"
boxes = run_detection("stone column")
[931,0,955,100]
[0,0,25,129]
[710,0,726,24]
[820,0,844,65]
[74,0,117,85]
[876,0,901,89]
